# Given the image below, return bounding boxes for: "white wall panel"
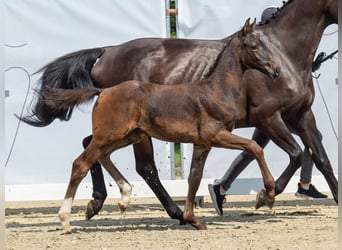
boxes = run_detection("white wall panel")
[5,0,169,191]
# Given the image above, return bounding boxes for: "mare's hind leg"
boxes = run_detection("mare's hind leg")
[58,143,102,234]
[83,135,108,220]
[133,135,186,225]
[98,154,132,212]
[211,130,275,210]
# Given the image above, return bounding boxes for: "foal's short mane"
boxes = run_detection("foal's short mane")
[258,0,294,25]
[205,23,259,79]
[202,34,235,79]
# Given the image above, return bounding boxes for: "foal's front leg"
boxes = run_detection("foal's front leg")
[211,130,276,209]
[183,144,211,230]
[219,129,270,192]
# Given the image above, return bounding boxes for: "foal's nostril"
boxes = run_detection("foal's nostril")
[269,65,280,79]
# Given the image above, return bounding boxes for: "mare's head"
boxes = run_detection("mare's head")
[237,18,280,79]
[326,0,338,24]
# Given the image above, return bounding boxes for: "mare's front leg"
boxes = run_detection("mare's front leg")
[290,110,338,203]
[256,113,304,199]
[98,154,132,212]
[58,144,101,234]
[133,135,186,224]
[211,130,275,209]
[83,135,108,220]
[183,144,211,230]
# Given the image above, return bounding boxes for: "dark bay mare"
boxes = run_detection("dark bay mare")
[41,20,279,233]
[20,0,338,223]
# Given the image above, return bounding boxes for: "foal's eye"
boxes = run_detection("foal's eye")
[251,46,257,50]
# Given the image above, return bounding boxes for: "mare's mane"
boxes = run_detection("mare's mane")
[258,0,294,25]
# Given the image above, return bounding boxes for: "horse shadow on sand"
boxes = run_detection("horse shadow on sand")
[5,197,335,234]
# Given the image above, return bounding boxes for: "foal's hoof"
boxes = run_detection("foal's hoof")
[196,222,207,230]
[255,189,274,209]
[59,212,72,234]
[117,201,129,213]
[86,199,104,220]
[186,219,207,230]
[61,227,72,235]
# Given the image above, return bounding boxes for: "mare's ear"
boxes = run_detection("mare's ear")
[242,18,251,36]
[250,18,257,32]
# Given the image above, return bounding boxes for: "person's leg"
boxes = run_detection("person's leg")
[300,148,314,185]
[295,148,327,200]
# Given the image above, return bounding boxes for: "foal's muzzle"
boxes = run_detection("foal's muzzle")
[271,66,281,79]
[266,62,280,79]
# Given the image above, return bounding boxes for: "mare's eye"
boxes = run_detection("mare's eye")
[251,46,257,50]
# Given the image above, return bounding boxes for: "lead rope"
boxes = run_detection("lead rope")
[4,66,32,167]
[4,43,33,167]
[312,50,338,141]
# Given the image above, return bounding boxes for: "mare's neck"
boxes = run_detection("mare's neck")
[259,0,334,70]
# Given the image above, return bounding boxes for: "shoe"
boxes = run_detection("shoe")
[208,183,226,216]
[295,183,328,200]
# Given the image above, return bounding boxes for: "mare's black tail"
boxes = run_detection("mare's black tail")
[19,47,105,127]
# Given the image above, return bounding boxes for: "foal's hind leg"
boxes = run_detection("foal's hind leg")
[83,135,108,220]
[58,144,102,234]
[98,154,132,213]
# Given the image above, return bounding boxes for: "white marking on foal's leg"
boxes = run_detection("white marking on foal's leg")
[58,197,73,234]
[118,183,132,213]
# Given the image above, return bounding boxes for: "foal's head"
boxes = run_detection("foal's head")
[237,18,280,79]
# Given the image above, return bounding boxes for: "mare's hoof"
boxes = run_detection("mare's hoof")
[85,199,103,220]
[179,218,187,225]
[255,189,274,209]
[173,210,186,225]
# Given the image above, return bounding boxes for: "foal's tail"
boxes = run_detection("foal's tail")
[41,87,102,112]
[18,47,105,127]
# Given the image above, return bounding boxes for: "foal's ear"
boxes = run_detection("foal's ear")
[242,18,251,36]
[250,18,257,32]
